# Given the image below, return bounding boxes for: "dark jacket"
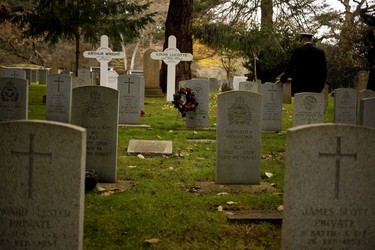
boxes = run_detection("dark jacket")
[281,43,327,96]
[367,67,375,91]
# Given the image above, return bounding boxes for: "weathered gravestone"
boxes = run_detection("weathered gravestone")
[209,78,220,93]
[260,82,283,131]
[359,97,375,128]
[3,68,27,80]
[334,88,357,125]
[127,139,173,155]
[354,70,369,92]
[151,35,193,102]
[0,77,28,121]
[179,79,210,129]
[282,79,292,104]
[74,68,92,88]
[357,89,375,124]
[0,120,86,250]
[216,91,262,184]
[282,124,375,250]
[231,76,248,90]
[239,81,261,93]
[293,92,325,127]
[83,35,125,87]
[143,49,163,97]
[46,74,72,123]
[71,86,119,182]
[37,68,49,84]
[118,75,142,124]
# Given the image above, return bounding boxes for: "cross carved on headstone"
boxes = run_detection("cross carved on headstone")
[83,35,125,87]
[123,78,134,94]
[11,134,52,199]
[150,35,193,102]
[54,76,64,93]
[319,136,357,199]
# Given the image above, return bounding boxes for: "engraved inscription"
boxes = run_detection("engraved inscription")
[227,97,251,125]
[1,81,19,102]
[83,91,108,117]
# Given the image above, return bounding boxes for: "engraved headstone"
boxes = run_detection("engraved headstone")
[334,88,357,124]
[282,80,292,104]
[150,35,193,102]
[357,89,375,124]
[354,70,369,92]
[239,81,261,93]
[260,82,283,131]
[3,68,27,80]
[127,139,172,155]
[216,91,262,184]
[71,86,119,182]
[74,68,92,88]
[209,78,220,93]
[0,77,28,121]
[118,75,142,124]
[179,79,210,128]
[37,68,49,84]
[282,124,375,249]
[143,49,163,97]
[46,74,72,123]
[83,35,124,87]
[359,97,375,128]
[231,76,247,90]
[0,120,86,250]
[293,92,325,127]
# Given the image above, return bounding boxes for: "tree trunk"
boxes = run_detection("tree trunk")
[261,0,273,31]
[74,30,80,76]
[160,0,193,93]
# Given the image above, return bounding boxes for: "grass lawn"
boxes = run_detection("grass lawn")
[28,83,334,250]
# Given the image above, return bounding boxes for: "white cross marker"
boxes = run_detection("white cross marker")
[150,35,193,102]
[83,35,124,87]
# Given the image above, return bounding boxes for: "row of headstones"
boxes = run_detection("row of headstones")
[1,120,374,249]
[0,67,50,84]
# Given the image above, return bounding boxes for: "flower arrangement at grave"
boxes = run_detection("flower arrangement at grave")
[172,87,199,117]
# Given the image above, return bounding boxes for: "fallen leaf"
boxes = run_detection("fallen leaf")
[128,165,137,168]
[144,238,160,244]
[137,154,145,159]
[193,131,198,134]
[277,205,284,212]
[157,135,162,139]
[96,186,106,192]
[168,166,174,170]
[265,172,273,178]
[217,192,229,196]
[226,201,237,205]
[217,206,223,212]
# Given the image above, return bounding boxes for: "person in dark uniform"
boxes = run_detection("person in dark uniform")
[277,33,327,96]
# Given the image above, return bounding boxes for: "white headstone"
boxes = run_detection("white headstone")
[107,70,119,90]
[293,92,325,127]
[239,81,261,93]
[334,88,357,124]
[357,89,375,124]
[216,91,262,184]
[0,77,28,121]
[260,82,283,131]
[0,120,86,250]
[46,74,72,123]
[179,79,210,128]
[118,75,142,124]
[71,86,119,183]
[150,35,193,102]
[74,68,92,88]
[282,124,375,249]
[231,76,248,90]
[83,35,124,87]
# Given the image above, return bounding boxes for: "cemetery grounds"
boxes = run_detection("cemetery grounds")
[28,83,334,250]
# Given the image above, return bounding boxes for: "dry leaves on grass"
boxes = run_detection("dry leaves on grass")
[144,238,160,245]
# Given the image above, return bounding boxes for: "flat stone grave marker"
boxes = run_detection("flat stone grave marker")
[282,124,375,249]
[179,79,210,129]
[0,77,28,121]
[231,76,247,90]
[150,35,193,102]
[118,74,142,124]
[83,35,124,87]
[359,97,375,128]
[216,90,262,184]
[71,86,119,183]
[334,88,357,124]
[46,74,72,123]
[0,120,86,250]
[127,139,173,155]
[239,81,261,93]
[260,82,283,131]
[293,92,325,127]
[3,67,27,80]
